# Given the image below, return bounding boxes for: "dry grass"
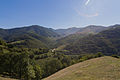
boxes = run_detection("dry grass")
[0,77,17,80]
[44,56,120,80]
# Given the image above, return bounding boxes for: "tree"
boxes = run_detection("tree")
[34,65,43,80]
[61,56,72,67]
[25,64,35,80]
[96,52,104,57]
[112,54,119,58]
[44,59,62,77]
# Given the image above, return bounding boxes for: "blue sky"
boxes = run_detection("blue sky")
[0,0,120,29]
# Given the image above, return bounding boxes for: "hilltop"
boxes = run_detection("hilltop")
[0,25,59,48]
[0,25,108,48]
[44,56,120,80]
[55,25,107,37]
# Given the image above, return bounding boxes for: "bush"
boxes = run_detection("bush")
[112,55,120,58]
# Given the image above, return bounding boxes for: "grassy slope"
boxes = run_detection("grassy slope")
[44,56,120,80]
[0,77,17,80]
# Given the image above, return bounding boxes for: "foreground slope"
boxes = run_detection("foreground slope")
[0,77,17,80]
[44,56,120,80]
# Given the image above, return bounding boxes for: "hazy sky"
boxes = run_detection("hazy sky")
[0,0,120,29]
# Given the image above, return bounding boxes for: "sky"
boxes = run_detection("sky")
[0,0,120,29]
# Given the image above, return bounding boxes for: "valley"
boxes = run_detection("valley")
[1,0,120,80]
[0,24,120,80]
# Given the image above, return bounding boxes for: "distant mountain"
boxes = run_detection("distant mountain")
[55,27,80,37]
[0,25,59,39]
[0,24,119,49]
[54,25,108,48]
[54,33,89,48]
[55,25,107,37]
[64,25,120,55]
[0,25,59,48]
[76,25,107,34]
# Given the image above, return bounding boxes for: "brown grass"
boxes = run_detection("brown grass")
[44,56,120,80]
[0,77,17,80]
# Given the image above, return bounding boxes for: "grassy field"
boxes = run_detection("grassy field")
[44,56,120,80]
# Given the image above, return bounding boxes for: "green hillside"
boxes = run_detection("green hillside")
[55,27,80,36]
[76,25,107,34]
[0,38,104,80]
[7,32,53,48]
[44,56,120,80]
[54,25,108,48]
[0,25,59,48]
[55,25,107,37]
[64,25,120,55]
[1,24,120,80]
[0,25,59,39]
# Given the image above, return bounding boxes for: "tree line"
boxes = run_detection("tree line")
[0,39,104,80]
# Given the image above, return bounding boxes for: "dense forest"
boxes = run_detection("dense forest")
[0,39,103,80]
[64,25,120,55]
[0,24,120,80]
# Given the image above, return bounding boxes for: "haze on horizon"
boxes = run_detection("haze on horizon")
[0,0,120,29]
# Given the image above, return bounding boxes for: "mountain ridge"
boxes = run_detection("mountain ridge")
[64,25,120,55]
[0,24,120,49]
[0,25,59,48]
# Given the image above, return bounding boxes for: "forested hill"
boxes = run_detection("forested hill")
[53,25,108,48]
[0,25,59,39]
[0,24,119,49]
[0,25,60,48]
[55,27,80,36]
[0,38,104,80]
[55,25,107,37]
[76,25,107,34]
[1,24,120,80]
[0,25,108,48]
[64,25,120,55]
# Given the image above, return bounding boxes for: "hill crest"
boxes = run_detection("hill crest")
[44,56,120,80]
